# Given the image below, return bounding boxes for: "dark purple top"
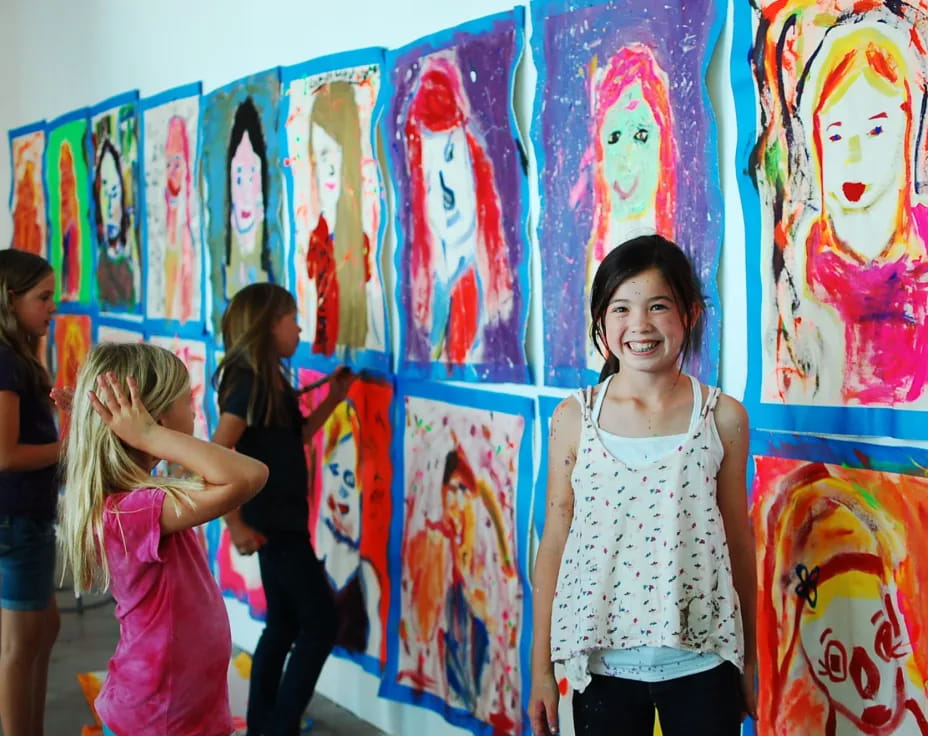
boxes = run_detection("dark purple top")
[0,344,58,520]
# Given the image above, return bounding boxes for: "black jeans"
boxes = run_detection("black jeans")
[572,663,743,736]
[247,533,338,736]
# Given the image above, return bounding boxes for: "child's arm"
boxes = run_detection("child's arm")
[715,393,758,720]
[212,412,266,555]
[90,373,268,536]
[301,366,355,442]
[529,397,579,736]
[0,391,59,471]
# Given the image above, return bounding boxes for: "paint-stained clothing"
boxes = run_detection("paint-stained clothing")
[0,344,58,521]
[95,488,232,735]
[550,377,744,693]
[806,214,928,404]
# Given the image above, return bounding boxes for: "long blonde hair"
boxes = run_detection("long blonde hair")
[59,343,201,592]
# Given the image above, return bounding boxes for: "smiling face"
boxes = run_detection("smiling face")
[421,126,478,250]
[98,148,123,242]
[230,132,263,236]
[800,574,910,733]
[10,271,57,339]
[818,74,907,212]
[311,122,342,218]
[601,267,687,372]
[600,82,661,220]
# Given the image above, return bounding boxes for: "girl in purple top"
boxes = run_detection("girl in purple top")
[59,343,269,735]
[0,249,60,736]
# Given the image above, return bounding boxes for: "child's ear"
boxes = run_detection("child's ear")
[687,303,703,328]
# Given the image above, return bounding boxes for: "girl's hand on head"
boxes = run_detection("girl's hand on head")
[49,386,74,413]
[88,373,157,450]
[528,674,560,735]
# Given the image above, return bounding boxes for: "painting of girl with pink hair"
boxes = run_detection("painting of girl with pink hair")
[141,84,203,328]
[532,0,724,387]
[386,10,529,382]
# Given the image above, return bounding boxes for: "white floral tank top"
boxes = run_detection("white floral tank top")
[550,377,744,693]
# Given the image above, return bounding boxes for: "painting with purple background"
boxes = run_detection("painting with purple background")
[532,0,724,387]
[384,8,530,383]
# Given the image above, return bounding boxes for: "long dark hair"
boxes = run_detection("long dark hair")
[225,98,271,277]
[214,282,296,426]
[0,249,53,399]
[93,139,130,249]
[590,234,705,381]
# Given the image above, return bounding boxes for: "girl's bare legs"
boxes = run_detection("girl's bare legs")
[0,600,61,735]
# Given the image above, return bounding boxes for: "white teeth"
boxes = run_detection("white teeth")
[628,341,658,353]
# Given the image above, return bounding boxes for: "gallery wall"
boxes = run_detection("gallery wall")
[8,2,928,736]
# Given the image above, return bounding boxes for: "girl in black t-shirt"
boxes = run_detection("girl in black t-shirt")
[0,249,60,735]
[212,282,353,736]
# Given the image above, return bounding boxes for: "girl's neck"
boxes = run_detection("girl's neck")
[607,366,688,406]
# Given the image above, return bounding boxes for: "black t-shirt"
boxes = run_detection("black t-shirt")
[219,367,309,536]
[0,344,58,520]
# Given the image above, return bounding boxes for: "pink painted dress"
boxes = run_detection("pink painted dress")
[806,214,928,405]
[95,488,232,735]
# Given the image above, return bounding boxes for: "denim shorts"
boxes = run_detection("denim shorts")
[0,514,57,611]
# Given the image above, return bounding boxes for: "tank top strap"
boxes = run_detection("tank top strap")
[591,374,613,423]
[700,385,722,420]
[573,386,593,423]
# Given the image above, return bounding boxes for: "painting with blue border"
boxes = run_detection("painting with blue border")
[732,0,928,440]
[43,108,95,310]
[200,67,284,339]
[380,378,534,734]
[8,120,48,258]
[383,9,531,384]
[88,90,144,320]
[531,0,724,389]
[140,82,207,340]
[748,429,928,734]
[280,47,391,376]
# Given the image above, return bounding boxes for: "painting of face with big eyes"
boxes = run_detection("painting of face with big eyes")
[799,579,910,732]
[325,429,361,547]
[819,74,907,212]
[422,126,478,250]
[99,149,123,242]
[311,122,342,218]
[600,81,661,220]
[230,131,263,237]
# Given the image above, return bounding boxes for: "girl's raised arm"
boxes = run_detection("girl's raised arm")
[0,391,59,471]
[529,396,579,736]
[714,393,758,721]
[90,374,268,535]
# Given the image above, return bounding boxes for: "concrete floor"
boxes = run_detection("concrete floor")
[2,586,385,735]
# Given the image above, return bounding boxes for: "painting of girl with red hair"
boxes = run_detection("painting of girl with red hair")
[386,12,529,382]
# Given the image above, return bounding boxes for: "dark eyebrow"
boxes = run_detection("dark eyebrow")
[819,627,832,644]
[869,112,888,121]
[826,121,842,129]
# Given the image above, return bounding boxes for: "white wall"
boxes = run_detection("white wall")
[1,1,748,733]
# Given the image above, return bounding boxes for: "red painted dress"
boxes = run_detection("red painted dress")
[307,216,338,355]
[806,213,928,404]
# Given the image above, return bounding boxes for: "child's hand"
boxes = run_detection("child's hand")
[528,674,560,735]
[741,660,758,721]
[88,373,157,451]
[228,521,266,556]
[50,386,75,413]
[329,366,356,399]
